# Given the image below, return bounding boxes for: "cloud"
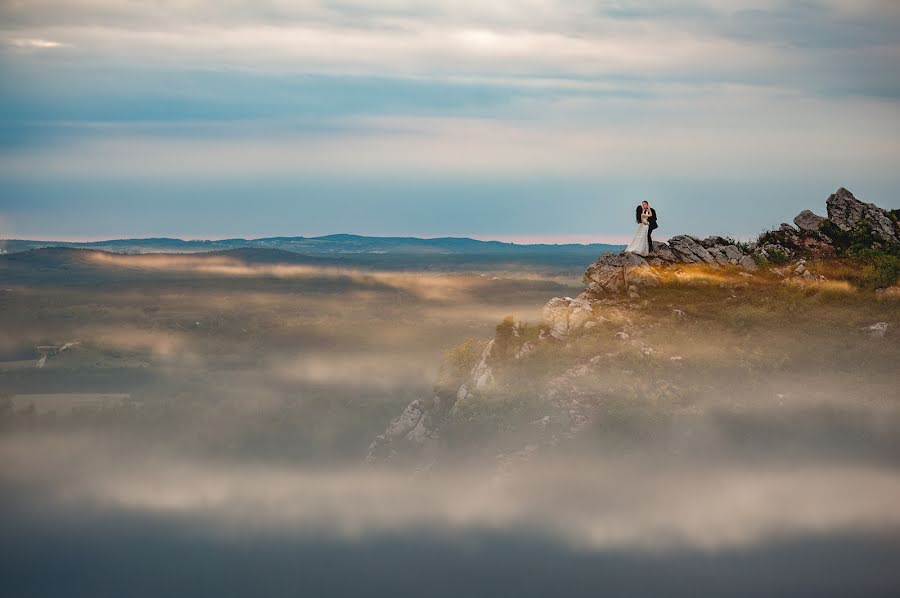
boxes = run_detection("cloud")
[3,88,899,180]
[7,38,63,48]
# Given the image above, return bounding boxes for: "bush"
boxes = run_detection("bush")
[851,248,900,289]
[888,209,900,224]
[767,246,790,265]
[820,219,895,257]
[441,338,484,380]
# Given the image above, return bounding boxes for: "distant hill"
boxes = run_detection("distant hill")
[0,236,623,276]
[0,235,621,257]
[0,242,625,285]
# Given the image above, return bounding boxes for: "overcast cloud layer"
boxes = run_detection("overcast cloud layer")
[1,1,899,240]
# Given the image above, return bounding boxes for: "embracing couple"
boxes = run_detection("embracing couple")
[624,200,658,256]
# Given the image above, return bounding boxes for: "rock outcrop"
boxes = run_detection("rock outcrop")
[584,234,756,296]
[366,186,897,469]
[826,187,900,244]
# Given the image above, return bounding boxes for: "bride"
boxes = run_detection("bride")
[625,203,652,256]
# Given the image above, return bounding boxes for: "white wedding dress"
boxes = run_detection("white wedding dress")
[624,223,650,256]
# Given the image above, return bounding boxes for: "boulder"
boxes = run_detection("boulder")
[794,209,826,232]
[542,298,571,339]
[826,187,900,244]
[584,252,660,294]
[541,296,595,340]
[738,255,758,271]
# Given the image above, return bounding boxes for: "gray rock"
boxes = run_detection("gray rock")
[794,209,826,232]
[738,255,758,271]
[667,235,716,264]
[385,399,425,439]
[584,252,660,294]
[542,296,595,339]
[864,322,889,338]
[701,236,728,248]
[779,223,799,235]
[542,297,572,339]
[649,242,677,263]
[471,339,496,389]
[826,187,899,244]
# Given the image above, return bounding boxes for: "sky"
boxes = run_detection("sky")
[1,0,899,243]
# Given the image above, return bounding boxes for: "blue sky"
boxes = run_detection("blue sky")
[1,0,899,242]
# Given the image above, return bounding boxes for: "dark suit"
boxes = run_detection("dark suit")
[635,205,658,251]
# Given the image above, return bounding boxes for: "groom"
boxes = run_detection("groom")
[635,200,658,252]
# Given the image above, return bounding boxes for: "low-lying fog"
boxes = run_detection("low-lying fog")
[1,252,899,596]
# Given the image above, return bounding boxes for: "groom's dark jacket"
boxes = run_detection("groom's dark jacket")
[635,206,658,230]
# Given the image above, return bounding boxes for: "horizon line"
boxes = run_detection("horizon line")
[1,233,637,246]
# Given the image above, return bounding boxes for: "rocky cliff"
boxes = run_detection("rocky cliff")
[365,187,898,467]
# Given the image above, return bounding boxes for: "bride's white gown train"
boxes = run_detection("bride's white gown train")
[625,223,650,256]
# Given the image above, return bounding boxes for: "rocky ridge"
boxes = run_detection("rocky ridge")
[365,187,898,466]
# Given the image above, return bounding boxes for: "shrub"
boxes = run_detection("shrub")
[851,248,900,289]
[820,219,895,257]
[494,315,517,358]
[442,338,484,379]
[766,246,790,265]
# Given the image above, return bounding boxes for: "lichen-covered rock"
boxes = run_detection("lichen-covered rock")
[827,187,900,244]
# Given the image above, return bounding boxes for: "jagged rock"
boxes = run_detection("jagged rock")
[584,252,660,294]
[779,223,799,235]
[471,339,496,389]
[794,209,826,232]
[647,242,677,264]
[827,187,900,244]
[365,397,438,464]
[667,235,716,264]
[701,236,727,248]
[385,399,426,439]
[456,384,468,401]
